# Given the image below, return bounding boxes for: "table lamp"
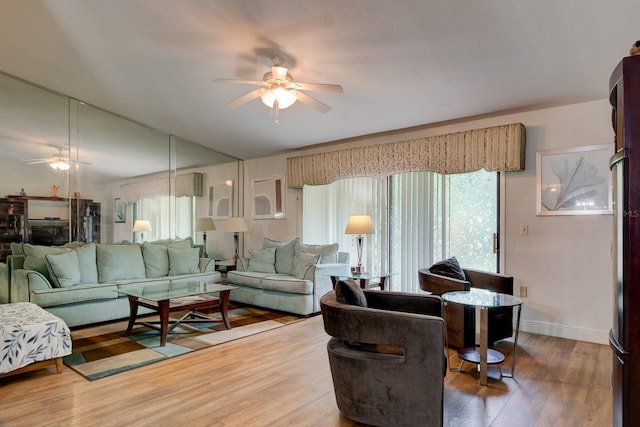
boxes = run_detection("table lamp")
[133,219,152,243]
[225,217,248,262]
[195,217,216,258]
[345,214,374,274]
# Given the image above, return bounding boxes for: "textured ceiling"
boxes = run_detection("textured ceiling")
[0,0,637,160]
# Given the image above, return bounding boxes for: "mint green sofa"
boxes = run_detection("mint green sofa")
[6,240,221,327]
[227,238,350,316]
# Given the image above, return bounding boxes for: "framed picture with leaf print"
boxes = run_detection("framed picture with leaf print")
[536,144,614,216]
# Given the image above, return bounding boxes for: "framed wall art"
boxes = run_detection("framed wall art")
[114,198,126,223]
[536,144,614,216]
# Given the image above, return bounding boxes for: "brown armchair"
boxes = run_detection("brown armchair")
[418,267,514,349]
[321,288,446,427]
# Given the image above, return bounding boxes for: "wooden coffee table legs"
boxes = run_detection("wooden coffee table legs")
[124,290,232,346]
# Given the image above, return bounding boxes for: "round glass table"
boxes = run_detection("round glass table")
[442,288,523,386]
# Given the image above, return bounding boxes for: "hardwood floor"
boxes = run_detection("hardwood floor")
[0,315,612,426]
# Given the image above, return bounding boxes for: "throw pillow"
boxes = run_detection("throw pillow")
[168,247,200,275]
[23,244,71,280]
[142,241,170,277]
[96,244,146,282]
[295,241,339,264]
[168,237,193,249]
[45,251,81,288]
[429,256,466,280]
[335,279,368,307]
[247,246,277,274]
[292,251,320,279]
[10,242,24,256]
[262,237,300,275]
[75,242,98,284]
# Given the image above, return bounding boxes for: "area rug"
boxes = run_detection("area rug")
[63,305,303,380]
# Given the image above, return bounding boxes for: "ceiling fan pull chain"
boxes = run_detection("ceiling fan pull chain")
[274,100,281,125]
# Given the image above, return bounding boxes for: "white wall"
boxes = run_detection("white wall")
[241,98,614,344]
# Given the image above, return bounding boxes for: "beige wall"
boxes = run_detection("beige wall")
[242,98,614,344]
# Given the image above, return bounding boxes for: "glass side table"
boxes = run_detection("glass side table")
[442,288,523,386]
[324,272,395,290]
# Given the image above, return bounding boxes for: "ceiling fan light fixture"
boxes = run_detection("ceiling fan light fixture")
[259,87,298,109]
[49,160,70,170]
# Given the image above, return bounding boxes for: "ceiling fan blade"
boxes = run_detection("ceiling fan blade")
[296,92,331,113]
[226,89,262,108]
[291,82,343,93]
[214,78,267,86]
[26,159,51,164]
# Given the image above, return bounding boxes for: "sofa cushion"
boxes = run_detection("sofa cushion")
[168,247,200,275]
[23,244,71,280]
[227,271,270,289]
[97,244,146,282]
[335,279,368,307]
[247,247,277,274]
[10,242,24,256]
[142,241,169,277]
[292,251,320,279]
[261,275,314,295]
[75,242,99,284]
[262,238,300,275]
[295,242,339,264]
[429,256,466,280]
[45,251,81,288]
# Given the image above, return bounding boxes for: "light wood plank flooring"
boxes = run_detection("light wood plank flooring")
[0,315,612,426]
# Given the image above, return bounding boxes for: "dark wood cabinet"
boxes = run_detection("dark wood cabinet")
[609,53,640,427]
[0,195,101,251]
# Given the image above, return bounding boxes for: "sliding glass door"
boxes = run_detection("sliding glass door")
[303,170,498,293]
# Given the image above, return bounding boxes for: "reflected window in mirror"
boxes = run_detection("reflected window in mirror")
[252,175,285,219]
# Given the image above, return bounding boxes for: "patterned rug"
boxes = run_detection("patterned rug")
[63,305,303,380]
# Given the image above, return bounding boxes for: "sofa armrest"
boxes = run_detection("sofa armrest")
[8,254,24,271]
[199,257,215,273]
[236,257,249,271]
[10,269,53,303]
[0,262,8,303]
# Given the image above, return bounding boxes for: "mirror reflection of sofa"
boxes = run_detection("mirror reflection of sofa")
[3,239,221,327]
[227,238,350,315]
[418,257,514,349]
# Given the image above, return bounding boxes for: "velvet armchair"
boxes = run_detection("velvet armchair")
[418,267,514,349]
[320,287,446,427]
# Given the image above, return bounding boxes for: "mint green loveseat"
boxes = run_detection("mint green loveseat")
[227,238,350,316]
[5,240,221,327]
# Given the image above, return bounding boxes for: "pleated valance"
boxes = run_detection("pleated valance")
[286,123,526,188]
[120,172,204,202]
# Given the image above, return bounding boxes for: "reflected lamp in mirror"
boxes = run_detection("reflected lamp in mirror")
[345,215,375,275]
[225,217,249,262]
[133,220,152,243]
[196,217,216,258]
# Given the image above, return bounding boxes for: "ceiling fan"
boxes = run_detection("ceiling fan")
[215,55,343,124]
[25,147,90,170]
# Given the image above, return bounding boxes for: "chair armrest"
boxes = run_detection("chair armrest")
[364,290,442,317]
[418,268,470,295]
[10,269,53,302]
[463,268,513,295]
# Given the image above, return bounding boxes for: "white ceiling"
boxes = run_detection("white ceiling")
[0,0,637,160]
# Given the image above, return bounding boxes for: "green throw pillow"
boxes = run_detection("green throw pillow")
[142,241,170,277]
[247,247,277,274]
[96,244,146,282]
[262,238,300,275]
[75,242,98,284]
[168,247,200,275]
[295,242,339,264]
[292,251,320,279]
[23,244,71,280]
[46,251,81,288]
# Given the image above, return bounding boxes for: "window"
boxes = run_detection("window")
[303,170,497,292]
[135,195,195,241]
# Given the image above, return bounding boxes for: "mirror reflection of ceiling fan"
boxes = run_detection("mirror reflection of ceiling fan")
[215,55,343,124]
[25,147,90,170]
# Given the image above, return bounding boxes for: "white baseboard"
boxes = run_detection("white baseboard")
[520,319,609,345]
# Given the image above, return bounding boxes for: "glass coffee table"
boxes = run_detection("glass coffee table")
[442,288,523,386]
[115,282,237,346]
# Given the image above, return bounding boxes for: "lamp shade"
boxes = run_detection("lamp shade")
[345,215,374,235]
[195,217,216,232]
[225,217,249,233]
[132,220,152,232]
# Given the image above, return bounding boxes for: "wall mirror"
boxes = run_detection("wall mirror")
[252,175,285,219]
[0,70,240,248]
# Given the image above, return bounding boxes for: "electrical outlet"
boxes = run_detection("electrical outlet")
[520,224,528,235]
[520,285,528,297]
